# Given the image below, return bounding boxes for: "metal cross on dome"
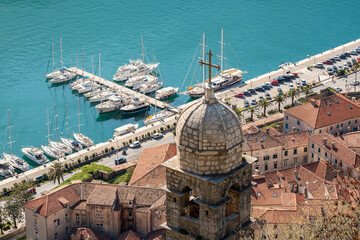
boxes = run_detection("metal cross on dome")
[199,50,221,85]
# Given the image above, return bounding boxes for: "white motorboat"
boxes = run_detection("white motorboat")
[89,90,115,103]
[114,123,139,136]
[113,59,159,82]
[41,145,65,159]
[0,158,16,178]
[73,133,94,148]
[22,147,48,165]
[143,110,175,125]
[2,153,29,172]
[49,141,73,155]
[84,87,107,98]
[95,94,131,114]
[46,67,67,79]
[132,76,158,90]
[125,75,157,88]
[155,87,179,100]
[2,110,29,172]
[140,82,163,94]
[60,137,83,151]
[70,76,90,87]
[121,98,150,114]
[78,82,99,94]
[50,71,77,84]
[72,81,94,92]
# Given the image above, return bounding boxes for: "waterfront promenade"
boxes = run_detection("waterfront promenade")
[1,38,359,191]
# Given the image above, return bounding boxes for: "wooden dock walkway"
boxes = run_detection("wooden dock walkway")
[68,67,176,112]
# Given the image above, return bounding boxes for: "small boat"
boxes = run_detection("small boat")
[114,123,139,136]
[0,158,16,178]
[89,90,115,103]
[41,145,65,159]
[121,98,150,114]
[95,94,131,114]
[132,76,158,90]
[125,75,157,88]
[46,67,67,79]
[78,83,99,94]
[60,137,83,151]
[50,72,77,84]
[143,110,175,125]
[49,141,73,155]
[2,153,29,172]
[22,147,48,165]
[140,82,163,94]
[73,133,94,148]
[155,87,179,100]
[71,76,90,87]
[84,87,107,98]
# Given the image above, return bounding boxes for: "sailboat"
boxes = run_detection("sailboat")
[45,40,67,79]
[113,37,159,82]
[73,98,94,147]
[2,110,29,172]
[41,108,65,159]
[184,30,243,98]
[48,104,73,155]
[60,105,83,151]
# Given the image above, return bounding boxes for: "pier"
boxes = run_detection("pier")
[68,67,177,112]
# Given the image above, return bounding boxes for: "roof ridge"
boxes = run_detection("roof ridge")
[130,165,164,186]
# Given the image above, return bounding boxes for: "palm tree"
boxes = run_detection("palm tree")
[234,108,244,121]
[274,94,285,112]
[247,107,257,122]
[258,99,272,117]
[48,161,64,185]
[302,86,313,99]
[288,89,300,107]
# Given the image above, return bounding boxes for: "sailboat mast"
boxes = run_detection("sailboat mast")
[99,53,101,81]
[66,104,69,138]
[202,33,206,82]
[60,38,63,68]
[76,52,78,69]
[141,36,145,63]
[46,108,51,143]
[54,104,58,142]
[77,98,81,134]
[52,43,55,71]
[220,29,224,72]
[7,110,13,154]
[91,55,94,75]
[82,48,85,76]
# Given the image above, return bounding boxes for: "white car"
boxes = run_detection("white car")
[152,133,163,139]
[289,84,294,90]
[251,98,257,105]
[314,62,323,68]
[129,141,141,148]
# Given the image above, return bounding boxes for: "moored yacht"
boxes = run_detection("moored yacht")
[140,82,163,94]
[125,75,157,88]
[22,147,48,165]
[71,76,90,87]
[50,71,77,84]
[73,133,94,148]
[78,82,100,94]
[46,67,67,79]
[132,76,157,90]
[143,110,175,125]
[41,145,65,159]
[121,98,150,114]
[2,153,29,172]
[60,137,83,151]
[0,158,16,178]
[95,94,131,114]
[113,59,159,82]
[49,141,73,155]
[155,87,179,100]
[84,87,107,98]
[89,90,115,103]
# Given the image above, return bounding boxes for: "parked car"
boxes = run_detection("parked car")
[115,157,127,165]
[251,98,257,105]
[323,59,333,64]
[283,75,292,81]
[262,83,271,90]
[265,92,271,100]
[264,82,272,88]
[301,79,307,86]
[345,52,351,57]
[274,76,284,83]
[289,84,294,90]
[314,62,324,68]
[343,63,349,70]
[234,92,244,98]
[243,90,251,96]
[352,58,357,63]
[332,65,338,72]
[327,67,333,75]
[129,141,141,148]
[340,53,347,59]
[259,95,264,101]
[277,88,284,95]
[338,65,343,70]
[292,72,298,77]
[347,61,352,67]
[350,49,358,55]
[334,55,341,61]
[151,133,163,139]
[357,57,360,63]
[357,48,360,54]
[26,187,36,194]
[335,87,342,92]
[329,57,336,63]
[255,86,265,92]
[244,100,250,108]
[247,88,256,93]
[296,81,301,88]
[271,80,279,86]
[350,81,359,86]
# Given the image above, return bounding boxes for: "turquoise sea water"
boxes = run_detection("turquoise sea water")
[0,0,359,169]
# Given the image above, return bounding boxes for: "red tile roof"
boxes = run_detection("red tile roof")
[117,230,141,240]
[259,209,306,224]
[146,229,166,240]
[336,131,360,148]
[243,126,282,152]
[272,131,310,149]
[71,227,112,240]
[285,93,360,129]
[128,143,176,188]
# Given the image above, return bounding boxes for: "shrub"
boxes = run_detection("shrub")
[167,124,170,129]
[3,225,10,231]
[153,130,157,134]
[77,159,81,165]
[84,156,89,161]
[6,221,11,225]
[135,137,138,141]
[3,188,7,193]
[129,139,133,143]
[105,147,109,153]
[147,132,150,137]
[92,153,96,159]
[172,130,176,136]
[174,122,176,126]
[268,109,278,115]
[64,163,69,169]
[245,117,252,122]
[122,142,126,146]
[284,104,292,109]
[110,146,114,151]
[80,173,93,182]
[160,127,164,131]
[242,156,246,161]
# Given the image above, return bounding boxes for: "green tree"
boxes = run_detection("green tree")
[234,108,244,120]
[247,107,257,121]
[302,86,313,99]
[48,161,64,185]
[287,89,300,107]
[0,206,4,235]
[274,94,285,112]
[4,196,22,229]
[258,99,272,117]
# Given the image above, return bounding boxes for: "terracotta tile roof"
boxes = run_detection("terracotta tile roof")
[146,229,166,240]
[309,133,360,168]
[272,131,310,149]
[71,227,112,240]
[87,185,117,206]
[251,180,285,206]
[117,230,141,240]
[259,209,306,224]
[128,143,176,187]
[23,184,80,217]
[112,162,136,172]
[336,131,360,148]
[243,127,282,152]
[285,93,360,129]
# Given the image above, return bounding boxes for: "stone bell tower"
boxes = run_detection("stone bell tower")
[162,50,253,240]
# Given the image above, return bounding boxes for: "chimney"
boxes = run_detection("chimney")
[292,127,296,133]
[331,142,335,150]
[323,138,327,146]
[304,185,308,199]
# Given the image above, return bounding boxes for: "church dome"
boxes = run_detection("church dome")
[176,91,243,175]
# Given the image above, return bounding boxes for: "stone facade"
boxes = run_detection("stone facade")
[164,86,254,240]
